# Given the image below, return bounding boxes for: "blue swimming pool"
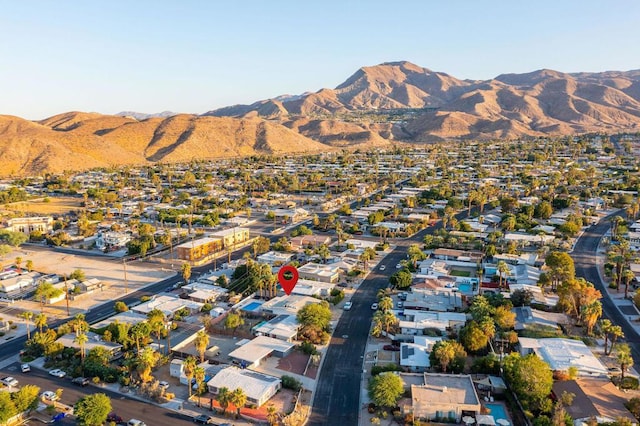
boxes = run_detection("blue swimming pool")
[242,301,263,312]
[485,403,508,422]
[457,282,472,293]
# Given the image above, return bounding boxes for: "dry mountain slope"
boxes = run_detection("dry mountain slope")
[0,113,331,177]
[207,61,640,141]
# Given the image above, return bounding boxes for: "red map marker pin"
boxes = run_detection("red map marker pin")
[278,265,299,295]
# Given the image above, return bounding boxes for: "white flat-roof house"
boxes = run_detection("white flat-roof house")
[260,295,322,316]
[4,216,53,235]
[132,294,203,319]
[400,336,442,373]
[252,315,299,342]
[297,263,340,283]
[56,331,123,361]
[257,251,295,266]
[228,335,295,368]
[518,337,608,377]
[207,367,281,407]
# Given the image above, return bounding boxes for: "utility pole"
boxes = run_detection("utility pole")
[123,259,128,295]
[64,276,70,316]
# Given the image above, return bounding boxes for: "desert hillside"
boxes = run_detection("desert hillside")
[3,61,640,176]
[0,113,331,177]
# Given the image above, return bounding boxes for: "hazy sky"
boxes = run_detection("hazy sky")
[2,0,638,119]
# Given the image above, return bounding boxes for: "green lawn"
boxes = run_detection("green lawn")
[449,270,471,277]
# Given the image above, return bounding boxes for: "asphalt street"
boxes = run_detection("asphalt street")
[573,214,640,370]
[0,362,195,425]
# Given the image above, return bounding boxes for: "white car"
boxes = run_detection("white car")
[371,303,379,310]
[20,364,30,373]
[48,369,66,378]
[158,381,170,390]
[42,391,58,402]
[1,376,18,387]
[343,301,353,310]
[396,263,402,269]
[379,265,386,271]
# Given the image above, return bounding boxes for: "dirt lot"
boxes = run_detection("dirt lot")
[2,196,84,216]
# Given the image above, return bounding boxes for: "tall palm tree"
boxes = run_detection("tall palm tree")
[20,311,33,340]
[75,332,88,363]
[266,404,278,426]
[217,387,231,414]
[581,300,602,336]
[194,330,209,363]
[34,313,47,334]
[496,261,510,290]
[618,343,634,380]
[378,296,393,312]
[608,325,624,356]
[230,388,247,418]
[194,366,205,396]
[600,319,613,355]
[15,256,22,273]
[183,356,197,398]
[622,269,636,300]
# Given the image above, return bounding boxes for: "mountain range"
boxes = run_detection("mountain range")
[2,61,640,177]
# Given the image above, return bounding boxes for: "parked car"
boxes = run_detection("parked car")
[1,376,18,387]
[48,369,66,378]
[158,381,170,390]
[343,301,353,310]
[396,263,402,269]
[72,377,89,386]
[379,265,386,271]
[371,303,378,310]
[127,420,147,426]
[107,413,123,424]
[608,367,622,376]
[383,345,400,352]
[397,301,404,309]
[20,364,30,373]
[193,414,215,424]
[42,391,58,402]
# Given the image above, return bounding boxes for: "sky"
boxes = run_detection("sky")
[1,0,639,120]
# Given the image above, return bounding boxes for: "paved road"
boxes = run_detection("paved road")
[573,213,640,369]
[308,207,465,426]
[0,362,194,425]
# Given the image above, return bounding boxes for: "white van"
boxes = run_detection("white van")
[128,420,146,426]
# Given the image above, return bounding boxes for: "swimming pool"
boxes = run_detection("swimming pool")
[242,301,263,312]
[457,282,473,293]
[484,403,508,422]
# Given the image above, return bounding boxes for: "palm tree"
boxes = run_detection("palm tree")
[25,260,33,272]
[194,366,205,396]
[608,325,624,356]
[378,296,393,312]
[15,256,22,273]
[617,343,634,380]
[581,300,602,336]
[496,261,510,290]
[183,356,197,398]
[230,388,247,418]
[69,313,89,337]
[34,313,47,333]
[622,269,635,300]
[75,332,88,363]
[194,330,210,363]
[182,262,192,283]
[266,404,278,425]
[130,322,151,353]
[217,387,231,414]
[20,311,33,340]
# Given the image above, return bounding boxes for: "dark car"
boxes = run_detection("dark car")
[383,345,400,351]
[107,413,123,424]
[193,414,215,424]
[72,377,89,386]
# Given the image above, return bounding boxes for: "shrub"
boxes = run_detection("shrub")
[281,375,302,391]
[371,363,402,376]
[300,341,318,355]
[201,303,213,313]
[620,377,639,390]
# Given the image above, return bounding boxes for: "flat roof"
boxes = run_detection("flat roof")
[228,335,295,364]
[207,366,280,401]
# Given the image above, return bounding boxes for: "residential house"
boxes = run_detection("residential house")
[228,335,295,368]
[207,366,281,407]
[400,336,442,373]
[252,315,299,342]
[257,251,295,266]
[290,235,331,250]
[518,337,607,377]
[56,331,123,360]
[552,379,637,425]
[260,295,322,316]
[297,263,340,283]
[512,306,569,331]
[3,216,53,235]
[405,373,481,422]
[132,294,203,318]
